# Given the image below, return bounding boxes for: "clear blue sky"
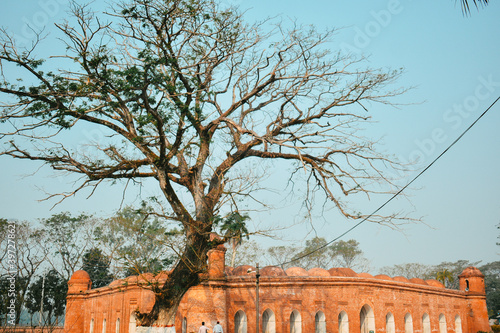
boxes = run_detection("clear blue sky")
[0,0,499,271]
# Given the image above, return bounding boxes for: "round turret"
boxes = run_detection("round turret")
[458,266,485,294]
[68,270,92,293]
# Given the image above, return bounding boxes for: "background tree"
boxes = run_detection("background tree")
[435,269,454,288]
[0,220,46,324]
[292,237,330,270]
[95,206,180,278]
[225,240,264,268]
[479,261,500,317]
[330,239,370,272]
[0,0,411,326]
[81,247,114,288]
[39,213,98,280]
[25,269,67,326]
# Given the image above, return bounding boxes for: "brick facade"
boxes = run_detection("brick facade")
[64,247,490,333]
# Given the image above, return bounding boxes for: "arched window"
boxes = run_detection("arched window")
[102,319,107,333]
[235,310,247,333]
[116,318,120,333]
[290,310,302,333]
[338,311,349,333]
[90,318,95,333]
[439,314,447,333]
[315,311,326,333]
[422,313,431,333]
[386,313,395,333]
[129,313,136,333]
[360,305,375,333]
[404,313,414,333]
[263,309,276,333]
[182,317,187,333]
[455,315,462,333]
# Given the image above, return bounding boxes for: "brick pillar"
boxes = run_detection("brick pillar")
[458,267,490,333]
[64,270,92,333]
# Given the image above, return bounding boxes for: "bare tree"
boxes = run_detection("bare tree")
[0,0,411,326]
[457,0,489,15]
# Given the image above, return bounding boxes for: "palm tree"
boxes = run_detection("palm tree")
[436,269,455,288]
[457,0,489,15]
[218,212,250,267]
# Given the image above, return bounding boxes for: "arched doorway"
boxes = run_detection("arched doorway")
[360,305,375,333]
[455,315,462,333]
[439,314,447,333]
[290,310,302,333]
[315,311,326,333]
[386,313,395,333]
[338,311,349,333]
[404,313,413,333]
[422,313,431,333]
[235,310,247,333]
[129,313,136,333]
[263,309,276,333]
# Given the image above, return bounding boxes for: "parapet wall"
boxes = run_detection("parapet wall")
[65,262,490,333]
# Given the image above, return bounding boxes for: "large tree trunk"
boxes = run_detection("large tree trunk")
[136,224,214,327]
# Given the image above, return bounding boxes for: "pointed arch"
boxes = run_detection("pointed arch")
[129,313,136,333]
[102,319,107,333]
[116,318,120,333]
[360,305,375,333]
[290,309,302,333]
[263,309,276,333]
[404,313,414,333]
[422,313,431,333]
[235,310,248,333]
[338,311,349,333]
[90,318,95,333]
[182,317,187,333]
[439,314,447,333]
[315,311,326,333]
[386,312,395,333]
[455,315,462,333]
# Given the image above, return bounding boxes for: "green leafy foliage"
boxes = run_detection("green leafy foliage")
[25,270,67,325]
[81,247,114,288]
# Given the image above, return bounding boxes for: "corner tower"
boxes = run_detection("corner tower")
[458,266,490,333]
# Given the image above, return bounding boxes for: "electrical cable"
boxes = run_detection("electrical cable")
[279,95,500,268]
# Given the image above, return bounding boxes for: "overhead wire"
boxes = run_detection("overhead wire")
[279,95,500,268]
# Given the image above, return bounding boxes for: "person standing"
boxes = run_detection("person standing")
[213,321,223,333]
[198,322,209,333]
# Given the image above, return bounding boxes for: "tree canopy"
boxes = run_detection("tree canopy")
[0,0,411,326]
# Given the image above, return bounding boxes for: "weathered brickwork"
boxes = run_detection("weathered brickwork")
[64,247,490,333]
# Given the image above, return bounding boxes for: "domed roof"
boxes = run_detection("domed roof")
[109,279,125,287]
[308,268,330,277]
[285,267,309,276]
[393,276,410,283]
[459,266,484,278]
[70,270,91,281]
[232,265,255,276]
[260,266,286,276]
[357,272,373,278]
[409,278,428,285]
[425,279,445,288]
[225,267,234,276]
[329,268,357,277]
[374,274,393,281]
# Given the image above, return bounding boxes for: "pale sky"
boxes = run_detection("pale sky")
[0,0,499,272]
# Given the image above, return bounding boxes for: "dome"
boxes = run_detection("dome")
[109,279,125,287]
[357,272,374,278]
[374,274,393,281]
[232,265,255,276]
[260,266,286,276]
[393,276,410,283]
[308,268,330,277]
[426,279,445,288]
[409,278,427,285]
[225,267,234,276]
[459,266,484,278]
[329,268,357,277]
[70,270,91,281]
[286,267,309,277]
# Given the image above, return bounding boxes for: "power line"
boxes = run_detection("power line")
[280,95,500,268]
